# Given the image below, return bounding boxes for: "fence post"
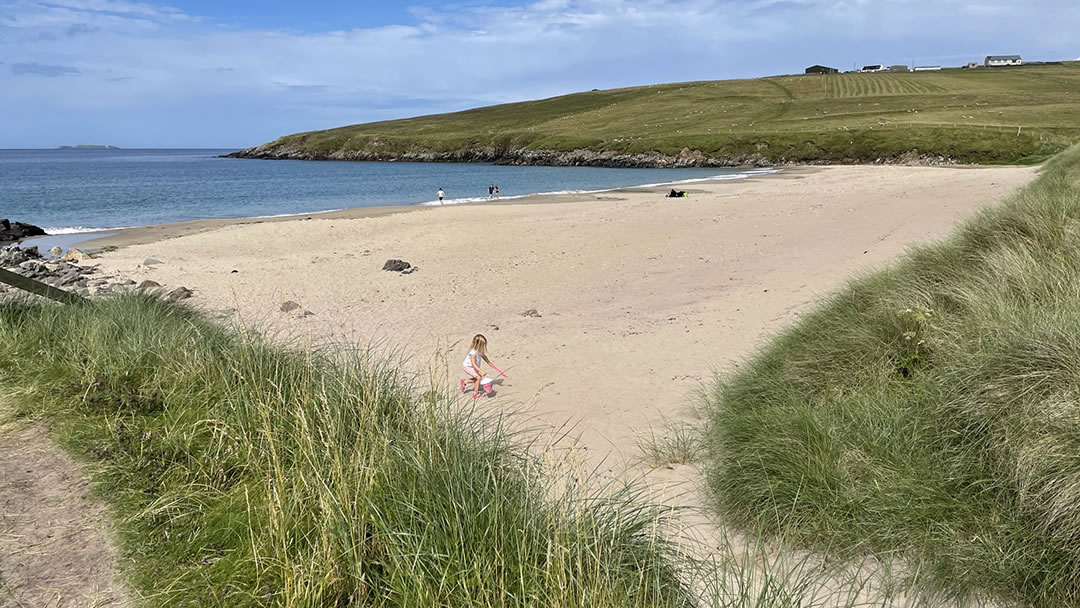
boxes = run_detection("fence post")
[0,268,88,305]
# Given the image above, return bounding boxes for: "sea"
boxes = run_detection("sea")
[1,148,775,247]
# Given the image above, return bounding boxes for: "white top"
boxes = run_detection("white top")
[438,189,444,198]
[463,349,482,369]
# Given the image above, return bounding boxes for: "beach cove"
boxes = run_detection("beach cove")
[83,164,1038,487]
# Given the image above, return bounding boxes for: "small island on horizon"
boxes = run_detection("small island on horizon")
[58,144,120,150]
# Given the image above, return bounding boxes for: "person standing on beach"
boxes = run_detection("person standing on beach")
[494,185,500,199]
[488,184,495,199]
[438,188,445,204]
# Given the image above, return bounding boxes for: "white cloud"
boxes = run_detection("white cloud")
[1,0,1078,146]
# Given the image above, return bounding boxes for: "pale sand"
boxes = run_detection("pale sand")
[91,165,1037,510]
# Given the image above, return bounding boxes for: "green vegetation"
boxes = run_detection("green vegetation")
[243,63,1080,165]
[0,292,935,607]
[0,293,691,607]
[703,143,1080,606]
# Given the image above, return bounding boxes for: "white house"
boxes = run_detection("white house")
[913,66,942,71]
[985,55,1022,67]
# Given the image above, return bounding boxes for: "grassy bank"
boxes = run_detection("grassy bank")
[239,63,1080,165]
[703,143,1080,606]
[0,293,690,607]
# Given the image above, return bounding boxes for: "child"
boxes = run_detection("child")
[462,334,494,398]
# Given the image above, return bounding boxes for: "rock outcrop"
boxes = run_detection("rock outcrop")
[226,142,956,168]
[0,245,193,301]
[0,219,46,244]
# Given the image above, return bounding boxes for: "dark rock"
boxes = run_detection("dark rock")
[382,259,411,272]
[230,269,239,274]
[167,286,193,300]
[0,219,47,244]
[0,245,42,268]
[520,308,542,318]
[137,280,162,290]
[401,266,419,275]
[280,300,300,312]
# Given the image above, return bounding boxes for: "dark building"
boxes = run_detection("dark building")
[805,65,839,74]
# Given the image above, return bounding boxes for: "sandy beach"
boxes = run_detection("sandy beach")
[88,165,1038,482]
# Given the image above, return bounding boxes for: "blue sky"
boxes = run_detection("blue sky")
[2,0,1077,148]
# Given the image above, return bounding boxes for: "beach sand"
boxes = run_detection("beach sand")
[90,164,1038,519]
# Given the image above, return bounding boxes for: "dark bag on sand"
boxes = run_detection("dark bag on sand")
[667,189,687,198]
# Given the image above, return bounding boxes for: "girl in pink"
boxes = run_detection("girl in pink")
[461,334,494,398]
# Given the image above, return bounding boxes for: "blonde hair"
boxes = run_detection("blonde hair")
[470,334,488,357]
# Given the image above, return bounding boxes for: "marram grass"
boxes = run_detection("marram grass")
[0,293,690,607]
[703,144,1080,607]
[0,294,950,607]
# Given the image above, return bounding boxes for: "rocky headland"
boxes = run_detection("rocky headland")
[225,142,956,168]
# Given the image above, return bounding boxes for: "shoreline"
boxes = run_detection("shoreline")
[52,168,809,252]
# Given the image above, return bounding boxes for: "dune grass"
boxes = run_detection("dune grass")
[0,293,695,607]
[248,63,1080,165]
[702,143,1080,607]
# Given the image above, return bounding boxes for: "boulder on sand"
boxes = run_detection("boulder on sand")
[167,286,193,300]
[61,248,91,263]
[0,219,46,244]
[382,259,411,272]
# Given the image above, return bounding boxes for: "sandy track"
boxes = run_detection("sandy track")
[0,400,131,608]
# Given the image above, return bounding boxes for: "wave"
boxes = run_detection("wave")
[42,226,132,235]
[419,168,782,206]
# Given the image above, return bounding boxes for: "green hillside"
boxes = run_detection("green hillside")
[233,63,1080,166]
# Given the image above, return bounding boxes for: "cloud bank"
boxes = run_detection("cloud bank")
[1,0,1077,147]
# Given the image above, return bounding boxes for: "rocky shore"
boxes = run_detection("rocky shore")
[0,219,46,244]
[225,143,956,168]
[0,245,193,301]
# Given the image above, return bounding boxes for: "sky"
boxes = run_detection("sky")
[1,0,1078,148]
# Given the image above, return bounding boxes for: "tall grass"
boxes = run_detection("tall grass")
[0,293,691,607]
[703,144,1080,607]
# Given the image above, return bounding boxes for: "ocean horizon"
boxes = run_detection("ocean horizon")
[1,148,776,235]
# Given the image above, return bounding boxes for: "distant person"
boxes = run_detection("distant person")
[494,185,500,199]
[461,334,495,399]
[438,188,445,204]
[488,184,495,199]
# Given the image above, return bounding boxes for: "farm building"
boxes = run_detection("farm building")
[888,65,909,72]
[913,66,942,71]
[859,64,884,73]
[805,65,839,74]
[965,62,980,69]
[985,55,1022,67]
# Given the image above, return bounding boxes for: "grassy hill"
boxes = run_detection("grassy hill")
[233,63,1080,166]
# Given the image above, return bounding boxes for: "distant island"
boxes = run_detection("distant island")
[58,145,120,150]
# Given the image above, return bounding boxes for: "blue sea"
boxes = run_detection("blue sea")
[1,148,774,235]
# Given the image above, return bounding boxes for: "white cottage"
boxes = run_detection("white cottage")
[985,55,1022,67]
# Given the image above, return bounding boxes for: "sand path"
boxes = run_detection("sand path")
[0,398,131,608]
